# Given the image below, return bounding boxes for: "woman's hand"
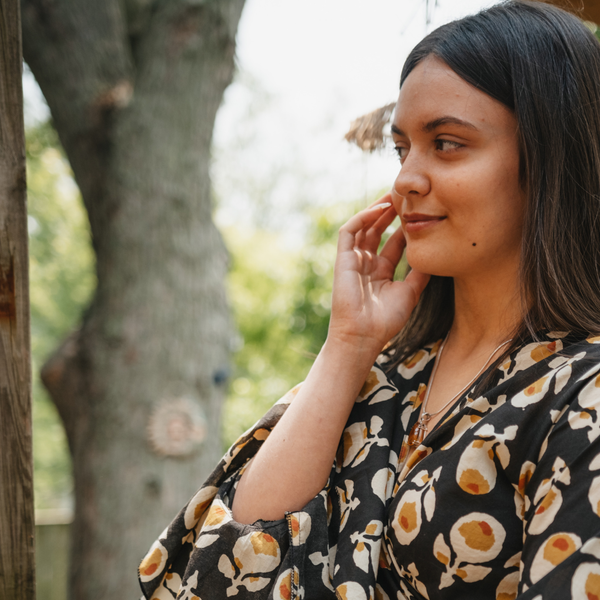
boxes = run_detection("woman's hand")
[328,192,430,353]
[232,193,429,524]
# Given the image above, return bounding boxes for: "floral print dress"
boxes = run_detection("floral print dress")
[139,332,600,600]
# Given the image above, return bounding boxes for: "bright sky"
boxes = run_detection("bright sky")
[213,0,498,234]
[23,0,499,235]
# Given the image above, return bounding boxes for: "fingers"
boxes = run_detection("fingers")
[337,200,397,254]
[366,191,393,209]
[378,223,407,267]
[363,206,399,253]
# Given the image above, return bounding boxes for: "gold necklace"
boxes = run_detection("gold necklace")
[406,336,512,448]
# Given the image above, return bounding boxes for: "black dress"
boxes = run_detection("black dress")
[139,332,600,600]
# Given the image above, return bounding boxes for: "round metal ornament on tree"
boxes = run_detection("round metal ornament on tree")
[147,397,207,458]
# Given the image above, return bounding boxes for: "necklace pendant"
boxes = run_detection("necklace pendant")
[407,418,428,447]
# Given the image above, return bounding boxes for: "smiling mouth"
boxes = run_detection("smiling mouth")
[402,213,446,233]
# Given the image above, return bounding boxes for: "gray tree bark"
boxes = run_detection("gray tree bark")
[20,0,245,597]
[0,1,34,598]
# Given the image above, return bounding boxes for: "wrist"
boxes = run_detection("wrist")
[321,333,384,367]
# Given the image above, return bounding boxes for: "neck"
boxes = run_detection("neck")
[448,262,524,356]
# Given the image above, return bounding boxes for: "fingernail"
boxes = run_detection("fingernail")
[370,202,392,210]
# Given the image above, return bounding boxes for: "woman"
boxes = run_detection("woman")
[139,2,600,598]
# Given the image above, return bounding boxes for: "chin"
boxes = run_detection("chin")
[405,247,452,278]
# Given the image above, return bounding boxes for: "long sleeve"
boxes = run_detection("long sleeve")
[138,364,408,600]
[517,359,600,598]
[138,385,300,600]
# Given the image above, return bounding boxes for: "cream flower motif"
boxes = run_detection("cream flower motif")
[435,513,506,591]
[337,416,389,469]
[217,532,282,597]
[184,485,218,530]
[528,457,571,535]
[529,532,582,584]
[349,520,383,574]
[571,562,600,600]
[455,424,517,496]
[357,366,397,405]
[391,468,441,545]
[139,540,168,583]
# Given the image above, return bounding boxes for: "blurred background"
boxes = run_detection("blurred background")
[23,0,538,597]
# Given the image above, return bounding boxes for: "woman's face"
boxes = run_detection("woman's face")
[391,56,525,281]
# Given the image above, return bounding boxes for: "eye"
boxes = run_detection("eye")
[435,139,463,152]
[394,145,409,162]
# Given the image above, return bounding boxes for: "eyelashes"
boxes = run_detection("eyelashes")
[435,139,463,152]
[394,146,409,161]
[393,139,464,162]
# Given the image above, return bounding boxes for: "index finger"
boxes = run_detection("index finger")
[337,202,395,253]
[367,192,393,210]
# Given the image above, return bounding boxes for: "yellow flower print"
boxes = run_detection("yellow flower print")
[201,498,232,533]
[435,513,505,591]
[357,366,396,405]
[217,532,282,596]
[350,520,383,574]
[528,457,571,535]
[455,424,517,496]
[287,511,312,546]
[499,339,564,380]
[337,480,361,532]
[139,540,168,582]
[396,344,438,380]
[184,485,218,530]
[449,513,506,563]
[530,341,558,362]
[529,532,581,584]
[569,367,600,442]
[495,570,519,600]
[392,467,441,545]
[336,581,369,600]
[336,416,389,469]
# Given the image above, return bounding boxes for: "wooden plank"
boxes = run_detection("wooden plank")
[0,0,35,599]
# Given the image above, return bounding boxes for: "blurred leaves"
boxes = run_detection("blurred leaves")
[221,204,354,448]
[27,121,96,509]
[27,118,391,503]
[221,200,402,449]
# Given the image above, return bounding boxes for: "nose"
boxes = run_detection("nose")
[392,153,431,201]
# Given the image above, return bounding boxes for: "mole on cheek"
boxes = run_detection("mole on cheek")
[472,243,477,247]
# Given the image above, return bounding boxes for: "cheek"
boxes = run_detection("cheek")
[390,186,403,212]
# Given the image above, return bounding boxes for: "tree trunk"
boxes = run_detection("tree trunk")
[21,0,245,597]
[0,0,34,598]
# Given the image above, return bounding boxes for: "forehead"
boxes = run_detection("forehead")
[393,56,514,134]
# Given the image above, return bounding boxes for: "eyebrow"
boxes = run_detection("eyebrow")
[391,116,479,136]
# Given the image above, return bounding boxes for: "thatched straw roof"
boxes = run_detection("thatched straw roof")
[344,102,396,152]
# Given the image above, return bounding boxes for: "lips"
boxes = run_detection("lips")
[402,213,446,234]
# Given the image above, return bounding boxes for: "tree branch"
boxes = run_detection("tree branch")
[21,0,133,241]
[40,330,88,453]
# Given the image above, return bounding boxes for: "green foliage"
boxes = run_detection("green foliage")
[222,201,366,449]
[27,121,96,509]
[26,119,394,500]
[222,227,312,448]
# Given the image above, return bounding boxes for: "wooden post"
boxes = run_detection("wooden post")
[545,0,600,25]
[0,0,35,599]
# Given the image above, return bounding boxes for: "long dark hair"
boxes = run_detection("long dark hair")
[385,0,600,383]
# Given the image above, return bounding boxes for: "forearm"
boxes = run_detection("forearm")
[231,198,429,524]
[231,336,381,524]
